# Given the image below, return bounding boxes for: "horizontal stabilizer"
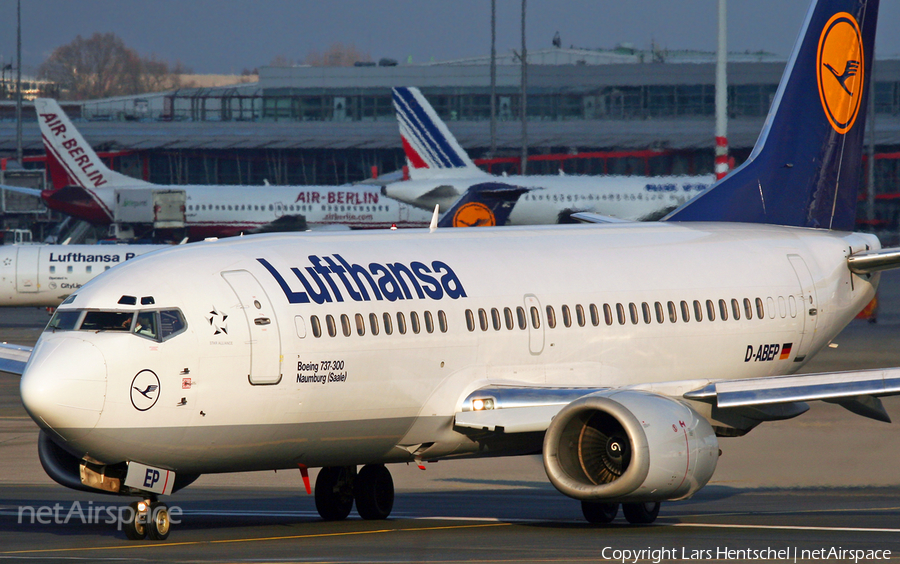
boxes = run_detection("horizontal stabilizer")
[569,212,632,224]
[0,343,32,375]
[848,247,900,274]
[0,184,43,198]
[684,367,900,421]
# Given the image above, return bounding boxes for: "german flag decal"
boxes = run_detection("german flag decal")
[779,343,793,360]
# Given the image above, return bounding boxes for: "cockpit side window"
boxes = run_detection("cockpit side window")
[47,309,83,331]
[134,311,159,340]
[81,311,134,332]
[159,310,187,340]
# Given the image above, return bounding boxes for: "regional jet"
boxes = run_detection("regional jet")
[0,243,165,307]
[3,0,896,542]
[384,86,714,223]
[28,99,433,237]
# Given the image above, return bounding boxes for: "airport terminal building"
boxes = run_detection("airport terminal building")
[2,47,900,237]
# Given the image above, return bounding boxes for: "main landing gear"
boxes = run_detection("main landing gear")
[581,501,660,525]
[122,497,171,541]
[315,464,394,521]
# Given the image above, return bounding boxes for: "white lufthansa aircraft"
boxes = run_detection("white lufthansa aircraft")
[0,243,165,307]
[2,0,896,542]
[27,98,433,237]
[384,86,714,223]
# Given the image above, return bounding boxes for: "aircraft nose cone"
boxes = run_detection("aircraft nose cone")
[20,336,107,442]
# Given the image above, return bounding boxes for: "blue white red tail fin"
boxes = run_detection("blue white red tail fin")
[438,183,528,228]
[392,87,487,181]
[667,0,878,231]
[35,98,150,192]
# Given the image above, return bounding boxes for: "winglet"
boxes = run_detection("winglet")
[429,204,440,233]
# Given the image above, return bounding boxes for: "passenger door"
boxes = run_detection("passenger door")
[787,254,819,362]
[222,270,282,384]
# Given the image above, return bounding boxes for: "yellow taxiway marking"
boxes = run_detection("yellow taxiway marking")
[0,522,510,554]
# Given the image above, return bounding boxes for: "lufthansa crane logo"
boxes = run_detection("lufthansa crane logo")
[130,370,161,411]
[452,202,496,227]
[817,12,864,134]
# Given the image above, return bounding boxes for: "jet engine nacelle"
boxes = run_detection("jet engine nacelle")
[543,390,718,502]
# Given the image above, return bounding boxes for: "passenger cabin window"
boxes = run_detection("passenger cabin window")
[424,311,434,333]
[641,302,651,324]
[356,313,366,336]
[504,307,515,330]
[616,303,626,325]
[383,312,393,335]
[465,309,476,332]
[590,304,600,326]
[719,299,729,321]
[397,312,407,334]
[326,315,337,337]
[654,302,664,324]
[680,301,690,322]
[576,304,585,327]
[411,311,421,334]
[517,306,527,330]
[438,310,448,333]
[369,313,379,335]
[731,298,741,320]
[706,300,716,321]
[491,308,501,331]
[562,305,572,328]
[756,297,765,319]
[478,308,488,331]
[341,314,351,337]
[693,300,703,322]
[744,298,753,320]
[530,306,541,329]
[603,303,613,326]
[546,306,557,329]
[668,301,677,323]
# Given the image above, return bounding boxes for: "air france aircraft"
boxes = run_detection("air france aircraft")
[0,243,165,307]
[28,98,433,237]
[3,0,897,542]
[384,86,714,223]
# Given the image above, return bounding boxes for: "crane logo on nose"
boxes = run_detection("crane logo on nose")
[130,370,161,411]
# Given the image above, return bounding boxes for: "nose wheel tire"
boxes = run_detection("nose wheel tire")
[622,501,660,524]
[148,502,170,541]
[354,464,394,520]
[581,501,618,524]
[123,501,148,540]
[315,466,355,521]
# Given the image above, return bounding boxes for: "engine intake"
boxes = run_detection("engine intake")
[543,391,718,502]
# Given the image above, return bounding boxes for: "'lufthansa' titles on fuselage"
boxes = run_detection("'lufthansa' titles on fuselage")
[49,252,136,263]
[258,254,466,304]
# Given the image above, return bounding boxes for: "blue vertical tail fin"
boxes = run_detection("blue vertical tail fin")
[439,183,529,228]
[667,0,878,230]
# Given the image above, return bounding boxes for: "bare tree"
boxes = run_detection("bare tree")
[304,43,372,67]
[38,33,184,100]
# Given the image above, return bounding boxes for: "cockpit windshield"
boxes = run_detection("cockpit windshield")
[46,308,187,342]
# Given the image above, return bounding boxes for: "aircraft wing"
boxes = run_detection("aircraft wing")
[0,184,43,198]
[454,367,900,436]
[683,368,900,422]
[0,343,32,375]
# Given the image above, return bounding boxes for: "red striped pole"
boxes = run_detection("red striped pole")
[715,135,729,180]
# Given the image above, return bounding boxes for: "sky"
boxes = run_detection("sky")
[0,1,897,76]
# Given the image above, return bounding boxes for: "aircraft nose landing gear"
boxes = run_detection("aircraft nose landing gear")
[122,497,170,541]
[314,464,395,521]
